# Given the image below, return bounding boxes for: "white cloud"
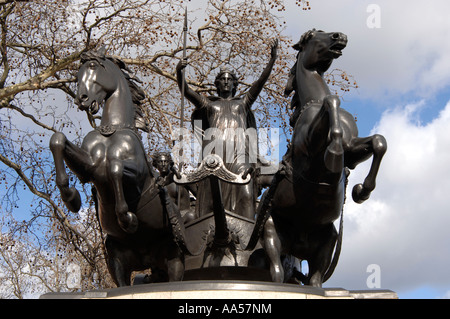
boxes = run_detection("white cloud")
[324,99,450,296]
[279,1,450,297]
[441,291,450,299]
[284,0,450,99]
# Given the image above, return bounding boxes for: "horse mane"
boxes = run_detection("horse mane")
[292,28,322,52]
[80,49,150,133]
[284,29,324,126]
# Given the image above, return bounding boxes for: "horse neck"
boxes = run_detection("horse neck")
[100,78,135,128]
[296,53,331,106]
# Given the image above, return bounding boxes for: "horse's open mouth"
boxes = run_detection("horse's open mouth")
[329,42,347,57]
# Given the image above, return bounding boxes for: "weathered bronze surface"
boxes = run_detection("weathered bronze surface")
[50,48,192,286]
[253,29,387,287]
[176,39,278,220]
[50,29,386,288]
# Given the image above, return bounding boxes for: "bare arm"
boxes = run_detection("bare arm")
[176,59,208,109]
[245,39,278,105]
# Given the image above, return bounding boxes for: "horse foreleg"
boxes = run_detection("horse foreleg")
[347,134,387,203]
[263,217,284,283]
[323,95,344,173]
[49,132,82,212]
[108,159,138,234]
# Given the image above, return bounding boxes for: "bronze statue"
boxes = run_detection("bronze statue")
[152,151,196,223]
[176,39,278,220]
[247,30,387,287]
[49,27,388,289]
[49,48,200,286]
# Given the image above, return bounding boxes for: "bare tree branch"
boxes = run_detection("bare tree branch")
[0,51,82,100]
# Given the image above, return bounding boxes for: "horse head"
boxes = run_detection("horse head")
[75,48,119,114]
[75,47,149,132]
[294,29,348,74]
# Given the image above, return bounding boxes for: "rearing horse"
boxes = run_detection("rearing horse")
[49,48,191,286]
[253,30,387,287]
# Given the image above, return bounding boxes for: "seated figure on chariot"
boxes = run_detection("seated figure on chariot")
[152,151,197,223]
[176,40,278,220]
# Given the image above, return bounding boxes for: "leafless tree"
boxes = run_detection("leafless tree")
[0,0,356,298]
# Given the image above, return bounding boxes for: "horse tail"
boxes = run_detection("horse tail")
[292,211,343,285]
[243,192,272,251]
[243,170,284,251]
[323,169,348,283]
[322,208,343,283]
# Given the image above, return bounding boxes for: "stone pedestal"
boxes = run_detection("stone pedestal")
[40,281,397,299]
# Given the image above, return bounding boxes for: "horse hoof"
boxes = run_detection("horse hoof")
[64,188,82,212]
[352,184,370,204]
[119,212,138,234]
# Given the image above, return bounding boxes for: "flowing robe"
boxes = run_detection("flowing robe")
[192,95,258,219]
[176,41,277,219]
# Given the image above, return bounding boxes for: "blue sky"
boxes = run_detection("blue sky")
[281,0,450,299]
[3,0,450,299]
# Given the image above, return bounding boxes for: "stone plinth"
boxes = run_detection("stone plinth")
[40,281,398,299]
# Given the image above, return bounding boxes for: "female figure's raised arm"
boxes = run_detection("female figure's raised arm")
[176,59,209,109]
[245,39,278,106]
